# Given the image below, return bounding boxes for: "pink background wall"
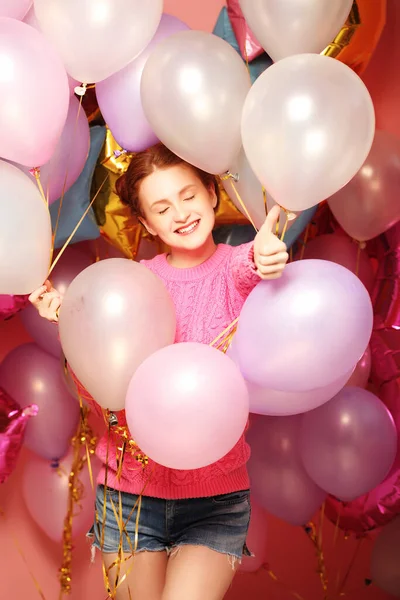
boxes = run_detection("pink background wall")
[0,2,395,599]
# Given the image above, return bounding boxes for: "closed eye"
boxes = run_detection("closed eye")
[158,207,169,215]
[184,195,195,202]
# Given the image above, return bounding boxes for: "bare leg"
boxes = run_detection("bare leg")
[102,550,168,600]
[162,545,238,600]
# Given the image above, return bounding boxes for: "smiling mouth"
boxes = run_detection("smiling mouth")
[175,220,200,235]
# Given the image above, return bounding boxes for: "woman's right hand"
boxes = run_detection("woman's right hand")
[28,280,62,323]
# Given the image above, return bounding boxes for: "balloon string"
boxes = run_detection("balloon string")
[304,521,329,597]
[337,536,365,597]
[262,186,268,216]
[0,508,47,599]
[209,317,239,350]
[48,175,108,275]
[52,93,86,249]
[32,168,49,206]
[262,565,305,600]
[219,173,258,232]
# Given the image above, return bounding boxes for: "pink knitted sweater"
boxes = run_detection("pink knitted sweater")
[89,242,260,499]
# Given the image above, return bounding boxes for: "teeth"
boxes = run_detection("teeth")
[177,221,198,234]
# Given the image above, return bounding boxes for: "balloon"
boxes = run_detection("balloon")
[362,0,400,139]
[23,6,79,95]
[0,387,37,484]
[370,517,400,597]
[0,161,52,295]
[247,415,326,525]
[227,0,264,62]
[0,17,69,166]
[125,343,249,469]
[0,344,79,460]
[235,260,373,392]
[241,54,375,211]
[22,449,100,542]
[373,221,400,330]
[59,259,176,411]
[239,500,268,573]
[300,387,397,501]
[328,131,400,241]
[298,233,375,294]
[214,7,272,83]
[96,14,190,153]
[223,146,317,238]
[34,0,163,83]
[246,372,351,417]
[21,247,93,358]
[14,96,89,205]
[0,0,32,20]
[239,0,352,62]
[141,30,251,174]
[0,295,29,321]
[345,346,371,389]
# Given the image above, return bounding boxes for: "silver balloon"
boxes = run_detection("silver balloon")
[141,30,251,174]
[239,0,353,62]
[241,54,375,211]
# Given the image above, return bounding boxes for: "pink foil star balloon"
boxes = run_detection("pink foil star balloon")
[0,387,38,484]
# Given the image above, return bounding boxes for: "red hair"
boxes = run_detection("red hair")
[115,143,220,217]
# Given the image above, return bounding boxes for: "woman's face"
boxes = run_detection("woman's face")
[138,164,217,251]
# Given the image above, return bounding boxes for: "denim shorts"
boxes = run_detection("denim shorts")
[87,484,252,561]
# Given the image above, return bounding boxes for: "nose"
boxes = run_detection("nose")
[172,204,190,223]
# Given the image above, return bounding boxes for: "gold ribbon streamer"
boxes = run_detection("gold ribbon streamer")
[321,1,361,59]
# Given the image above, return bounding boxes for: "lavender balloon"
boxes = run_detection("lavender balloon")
[0,344,79,460]
[21,247,93,358]
[247,415,326,525]
[300,387,397,501]
[235,260,373,392]
[96,14,190,152]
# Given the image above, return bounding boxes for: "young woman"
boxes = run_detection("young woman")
[29,143,288,600]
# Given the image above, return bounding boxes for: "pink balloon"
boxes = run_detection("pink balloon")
[371,517,400,597]
[0,344,80,460]
[0,0,32,20]
[59,259,176,411]
[22,449,100,543]
[21,247,93,358]
[23,7,79,95]
[125,343,249,469]
[345,346,371,389]
[299,233,375,294]
[328,131,400,241]
[239,500,268,573]
[247,415,326,525]
[300,387,398,501]
[0,387,38,484]
[0,294,28,321]
[227,0,264,62]
[235,260,373,392]
[96,14,190,152]
[0,18,69,166]
[14,96,89,204]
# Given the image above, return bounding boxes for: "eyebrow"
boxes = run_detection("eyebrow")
[150,184,197,208]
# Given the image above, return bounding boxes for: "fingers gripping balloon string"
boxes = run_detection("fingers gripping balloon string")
[321,1,361,59]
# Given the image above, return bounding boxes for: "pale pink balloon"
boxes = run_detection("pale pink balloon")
[299,233,375,294]
[0,17,69,166]
[21,247,93,358]
[23,6,79,95]
[0,0,32,20]
[345,346,371,389]
[239,500,268,573]
[35,0,163,83]
[328,130,400,241]
[15,96,89,204]
[59,259,176,411]
[125,343,249,469]
[22,450,100,543]
[0,343,79,460]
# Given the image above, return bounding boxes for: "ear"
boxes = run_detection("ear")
[208,184,218,210]
[138,216,157,237]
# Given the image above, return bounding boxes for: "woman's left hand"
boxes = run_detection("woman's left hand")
[253,205,289,280]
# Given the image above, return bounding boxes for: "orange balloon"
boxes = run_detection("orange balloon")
[323,0,386,75]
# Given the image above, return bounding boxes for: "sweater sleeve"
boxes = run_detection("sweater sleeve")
[229,241,261,298]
